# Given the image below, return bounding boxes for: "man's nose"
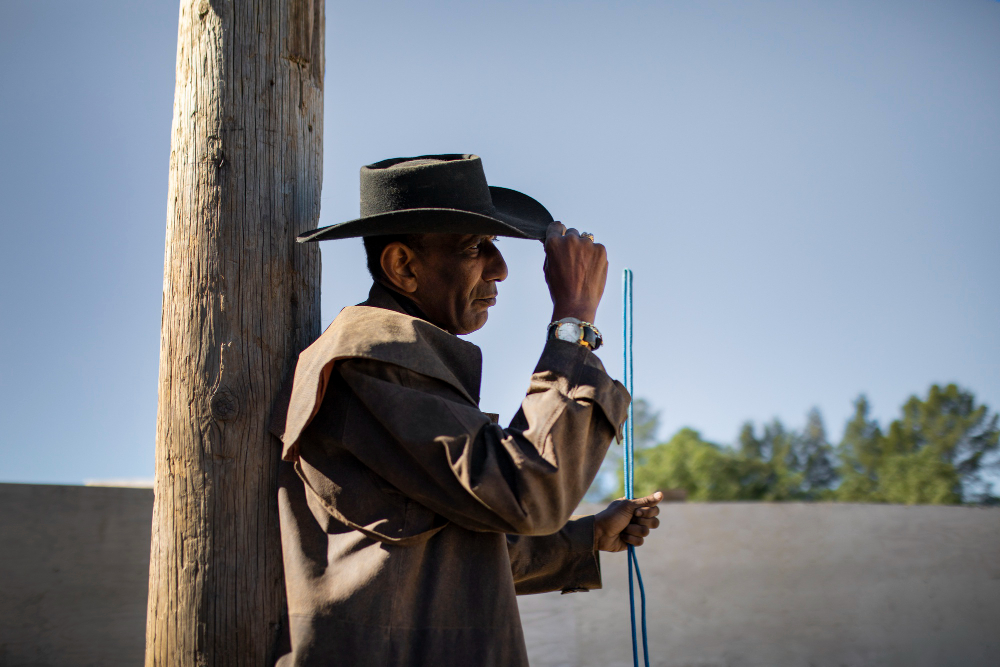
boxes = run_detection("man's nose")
[485,245,508,283]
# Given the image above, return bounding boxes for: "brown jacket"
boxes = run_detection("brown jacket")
[271,284,630,666]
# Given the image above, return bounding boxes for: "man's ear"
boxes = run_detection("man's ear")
[380,242,419,293]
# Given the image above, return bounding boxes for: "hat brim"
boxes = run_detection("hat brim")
[296,186,553,243]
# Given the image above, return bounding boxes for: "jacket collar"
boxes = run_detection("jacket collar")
[363,282,431,322]
[272,286,483,461]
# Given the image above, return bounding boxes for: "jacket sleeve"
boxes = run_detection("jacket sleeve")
[507,515,602,595]
[334,339,630,536]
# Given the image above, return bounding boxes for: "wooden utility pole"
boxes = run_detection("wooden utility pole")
[146,1,323,664]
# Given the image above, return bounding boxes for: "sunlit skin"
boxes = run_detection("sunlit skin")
[379,233,508,335]
[378,221,662,551]
[594,492,662,551]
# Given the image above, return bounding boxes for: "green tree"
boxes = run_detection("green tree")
[836,385,999,504]
[585,397,660,501]
[603,386,997,505]
[622,411,839,501]
[630,428,745,500]
[834,395,884,501]
[736,419,803,500]
[631,398,661,450]
[791,408,838,498]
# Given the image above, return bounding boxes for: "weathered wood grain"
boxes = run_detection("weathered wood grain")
[146,1,323,664]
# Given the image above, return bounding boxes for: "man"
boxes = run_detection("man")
[271,154,662,666]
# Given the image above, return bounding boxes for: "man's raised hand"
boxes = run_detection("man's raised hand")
[593,491,663,553]
[543,221,608,324]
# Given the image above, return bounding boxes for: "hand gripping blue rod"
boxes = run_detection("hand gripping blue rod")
[623,268,650,667]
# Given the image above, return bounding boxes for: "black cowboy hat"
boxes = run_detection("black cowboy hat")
[297,154,553,243]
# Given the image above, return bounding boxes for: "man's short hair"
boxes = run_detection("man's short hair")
[363,234,423,282]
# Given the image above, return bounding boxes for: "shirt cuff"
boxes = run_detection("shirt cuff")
[557,515,602,593]
[534,340,632,443]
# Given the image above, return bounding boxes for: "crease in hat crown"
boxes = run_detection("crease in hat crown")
[360,154,497,218]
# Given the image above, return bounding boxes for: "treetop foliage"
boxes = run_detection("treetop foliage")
[609,384,998,505]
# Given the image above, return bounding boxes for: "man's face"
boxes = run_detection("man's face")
[405,234,508,335]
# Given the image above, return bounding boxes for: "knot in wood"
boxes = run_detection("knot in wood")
[210,387,240,422]
[210,146,226,170]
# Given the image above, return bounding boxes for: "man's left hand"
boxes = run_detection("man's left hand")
[593,491,663,553]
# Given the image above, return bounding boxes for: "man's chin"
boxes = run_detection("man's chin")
[458,309,490,336]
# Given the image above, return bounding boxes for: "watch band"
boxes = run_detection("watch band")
[547,317,603,350]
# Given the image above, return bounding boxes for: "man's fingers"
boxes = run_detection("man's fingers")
[544,221,590,244]
[544,221,567,243]
[607,498,632,517]
[622,534,645,547]
[632,491,663,509]
[624,524,649,538]
[633,505,660,519]
[630,492,663,537]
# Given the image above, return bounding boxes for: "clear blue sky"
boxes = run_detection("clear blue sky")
[1,0,998,485]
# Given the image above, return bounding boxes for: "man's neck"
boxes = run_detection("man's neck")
[368,282,432,323]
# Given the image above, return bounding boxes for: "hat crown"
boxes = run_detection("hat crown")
[360,154,497,218]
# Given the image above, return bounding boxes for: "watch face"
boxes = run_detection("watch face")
[555,323,581,343]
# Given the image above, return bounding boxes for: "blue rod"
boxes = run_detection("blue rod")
[622,269,649,667]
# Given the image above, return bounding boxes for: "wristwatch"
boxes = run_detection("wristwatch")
[547,317,603,350]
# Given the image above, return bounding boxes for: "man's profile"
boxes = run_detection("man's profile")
[271,154,662,666]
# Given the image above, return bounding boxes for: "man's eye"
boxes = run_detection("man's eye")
[467,236,498,252]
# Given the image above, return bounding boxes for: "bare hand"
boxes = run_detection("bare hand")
[543,221,608,323]
[593,492,663,552]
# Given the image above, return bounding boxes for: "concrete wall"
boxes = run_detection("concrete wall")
[520,502,1000,667]
[0,484,152,667]
[1,485,998,667]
